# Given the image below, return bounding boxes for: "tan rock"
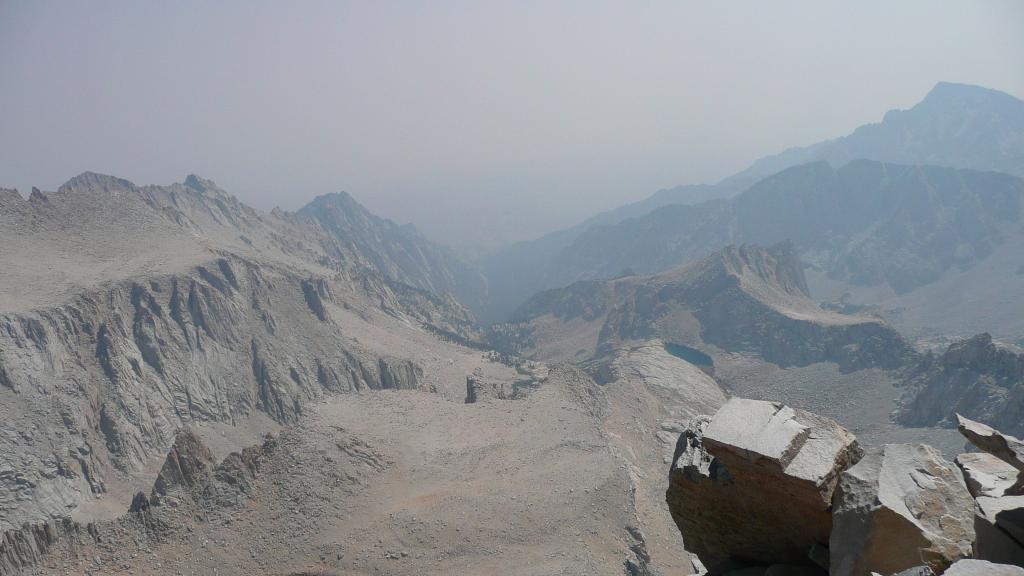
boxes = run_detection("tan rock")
[956,452,1019,498]
[830,443,975,576]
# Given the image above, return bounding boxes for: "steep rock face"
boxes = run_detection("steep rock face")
[829,443,975,576]
[0,257,430,530]
[665,398,861,572]
[898,334,1024,436]
[493,244,913,371]
[0,518,95,575]
[298,192,489,314]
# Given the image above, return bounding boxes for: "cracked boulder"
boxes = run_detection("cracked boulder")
[956,452,1019,498]
[830,443,975,576]
[666,398,861,571]
[957,414,1024,495]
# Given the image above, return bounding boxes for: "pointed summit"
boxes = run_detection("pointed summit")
[183,174,219,193]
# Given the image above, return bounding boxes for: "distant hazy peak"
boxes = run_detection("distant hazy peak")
[183,174,220,194]
[58,171,137,194]
[302,191,372,217]
[918,81,1022,108]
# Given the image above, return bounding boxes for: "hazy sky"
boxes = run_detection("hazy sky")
[2,1,1023,253]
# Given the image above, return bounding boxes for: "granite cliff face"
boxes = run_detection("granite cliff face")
[491,243,913,372]
[0,173,481,531]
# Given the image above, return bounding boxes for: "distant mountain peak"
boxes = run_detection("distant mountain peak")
[922,81,1017,103]
[183,174,219,193]
[59,171,136,194]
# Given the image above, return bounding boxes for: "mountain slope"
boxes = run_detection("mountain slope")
[484,160,1024,337]
[479,82,1024,322]
[729,82,1024,189]
[490,243,913,371]
[0,173,499,530]
[298,192,488,314]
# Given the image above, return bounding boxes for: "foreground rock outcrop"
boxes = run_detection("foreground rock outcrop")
[668,398,1024,576]
[954,415,1024,566]
[666,398,861,571]
[830,443,975,575]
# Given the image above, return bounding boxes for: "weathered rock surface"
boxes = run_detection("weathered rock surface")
[899,334,1024,437]
[974,494,1024,566]
[957,415,1024,470]
[830,443,975,576]
[956,452,1020,498]
[666,398,861,571]
[944,559,1024,575]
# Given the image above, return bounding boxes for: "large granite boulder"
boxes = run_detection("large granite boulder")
[666,398,862,571]
[830,443,975,576]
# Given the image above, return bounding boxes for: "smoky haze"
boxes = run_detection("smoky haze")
[2,1,1023,255]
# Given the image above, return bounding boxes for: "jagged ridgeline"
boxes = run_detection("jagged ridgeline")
[479,83,1024,329]
[490,243,913,371]
[0,172,483,531]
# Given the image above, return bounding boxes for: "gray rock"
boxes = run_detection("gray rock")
[830,443,975,576]
[666,398,861,572]
[974,495,1024,566]
[944,559,1024,576]
[957,415,1024,493]
[956,452,1019,498]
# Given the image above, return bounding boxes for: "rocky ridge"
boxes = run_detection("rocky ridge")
[0,173,486,532]
[479,82,1024,325]
[491,243,913,372]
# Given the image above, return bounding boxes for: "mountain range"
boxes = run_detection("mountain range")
[478,82,1024,326]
